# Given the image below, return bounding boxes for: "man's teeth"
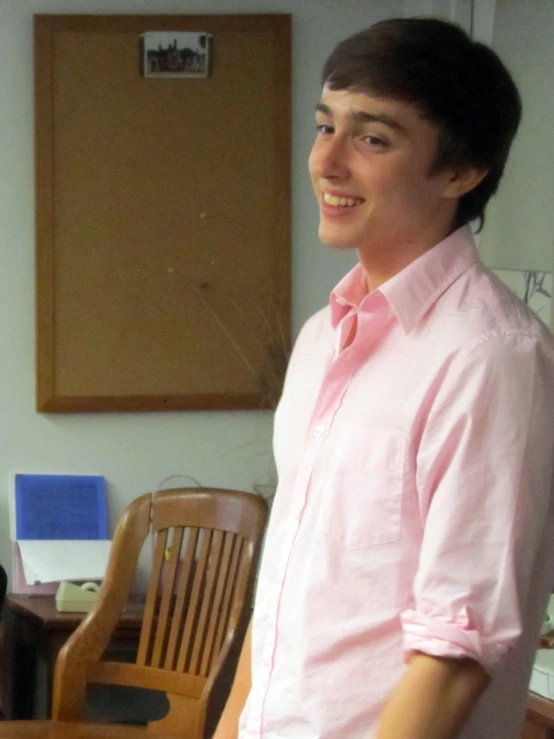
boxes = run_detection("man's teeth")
[323,193,362,207]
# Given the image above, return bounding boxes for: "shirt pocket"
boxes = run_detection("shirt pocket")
[326,423,406,550]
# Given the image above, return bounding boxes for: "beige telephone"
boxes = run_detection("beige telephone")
[55,580,100,613]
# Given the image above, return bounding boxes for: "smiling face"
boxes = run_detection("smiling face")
[308,87,473,285]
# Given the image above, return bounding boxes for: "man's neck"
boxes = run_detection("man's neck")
[358,223,458,293]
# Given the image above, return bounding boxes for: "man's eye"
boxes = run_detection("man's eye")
[364,135,389,148]
[316,123,334,135]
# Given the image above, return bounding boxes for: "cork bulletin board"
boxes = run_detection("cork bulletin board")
[34,14,291,412]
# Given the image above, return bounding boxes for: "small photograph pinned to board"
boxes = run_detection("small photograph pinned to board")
[141,31,212,78]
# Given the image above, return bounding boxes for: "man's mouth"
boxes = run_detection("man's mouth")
[323,192,364,208]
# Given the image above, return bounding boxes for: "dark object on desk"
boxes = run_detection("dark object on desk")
[0,720,178,738]
[524,693,554,738]
[0,565,7,615]
[52,487,267,739]
[2,595,144,721]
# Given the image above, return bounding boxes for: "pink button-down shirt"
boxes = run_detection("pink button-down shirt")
[239,226,554,739]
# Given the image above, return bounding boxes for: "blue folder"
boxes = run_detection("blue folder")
[14,474,108,540]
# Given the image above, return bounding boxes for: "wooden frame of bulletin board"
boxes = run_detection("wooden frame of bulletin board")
[35,14,291,412]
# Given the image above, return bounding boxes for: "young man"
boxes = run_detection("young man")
[215,17,554,739]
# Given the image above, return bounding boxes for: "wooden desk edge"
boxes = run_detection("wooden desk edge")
[5,594,144,628]
[528,692,554,728]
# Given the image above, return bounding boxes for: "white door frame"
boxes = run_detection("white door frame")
[401,0,497,41]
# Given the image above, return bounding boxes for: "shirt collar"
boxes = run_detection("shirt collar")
[330,226,480,333]
[330,262,369,328]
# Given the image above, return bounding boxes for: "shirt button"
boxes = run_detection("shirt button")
[293,506,302,519]
[313,423,325,437]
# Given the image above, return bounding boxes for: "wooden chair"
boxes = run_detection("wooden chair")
[52,488,268,738]
[0,564,7,616]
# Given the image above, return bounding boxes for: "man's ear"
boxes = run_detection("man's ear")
[443,166,488,199]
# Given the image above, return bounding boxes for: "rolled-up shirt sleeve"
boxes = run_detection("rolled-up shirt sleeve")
[402,330,554,675]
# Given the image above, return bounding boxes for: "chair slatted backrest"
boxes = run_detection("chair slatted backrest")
[52,488,268,738]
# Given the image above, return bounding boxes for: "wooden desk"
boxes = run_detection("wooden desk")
[2,595,144,721]
[524,693,554,738]
[0,721,175,738]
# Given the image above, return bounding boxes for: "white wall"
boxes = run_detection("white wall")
[479,0,554,274]
[0,0,404,584]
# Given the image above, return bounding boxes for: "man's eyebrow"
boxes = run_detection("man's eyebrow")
[315,102,404,132]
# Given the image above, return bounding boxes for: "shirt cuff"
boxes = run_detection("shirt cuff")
[401,609,510,675]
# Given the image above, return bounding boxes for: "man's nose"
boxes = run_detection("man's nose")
[317,136,350,179]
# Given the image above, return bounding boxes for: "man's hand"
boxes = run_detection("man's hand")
[213,621,252,739]
[376,652,490,739]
